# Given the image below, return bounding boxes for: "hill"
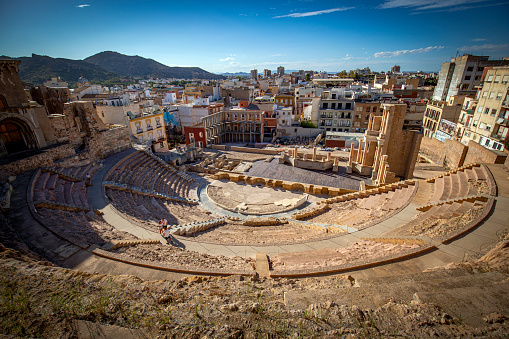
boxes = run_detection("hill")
[1,54,119,87]
[85,51,224,80]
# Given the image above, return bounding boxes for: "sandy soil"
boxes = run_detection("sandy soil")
[188,220,335,245]
[271,240,419,271]
[111,243,254,271]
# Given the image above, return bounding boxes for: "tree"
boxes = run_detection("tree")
[300,120,317,128]
[305,73,311,82]
[424,77,438,86]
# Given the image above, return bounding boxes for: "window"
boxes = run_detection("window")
[486,75,494,82]
[467,66,474,72]
[475,75,480,81]
[337,103,343,109]
[491,109,497,116]
[486,124,491,131]
[465,76,471,80]
[331,103,336,109]
[494,75,501,83]
[482,92,488,98]
[461,84,469,90]
[473,120,478,127]
[484,107,490,115]
[331,94,336,99]
[322,103,328,109]
[485,138,490,146]
[366,107,370,113]
[345,103,351,109]
[477,106,483,113]
[356,107,362,111]
[489,92,495,99]
[356,114,361,119]
[496,93,503,100]
[503,75,509,84]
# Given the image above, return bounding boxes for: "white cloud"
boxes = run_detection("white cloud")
[378,0,486,10]
[459,43,509,51]
[76,4,90,8]
[273,7,354,18]
[345,54,350,57]
[472,38,487,42]
[374,45,444,58]
[271,54,284,57]
[220,57,235,62]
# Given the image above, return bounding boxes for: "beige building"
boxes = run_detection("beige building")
[128,112,168,152]
[460,66,509,151]
[423,96,465,139]
[96,103,141,126]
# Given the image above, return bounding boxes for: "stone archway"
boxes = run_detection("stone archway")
[0,117,39,155]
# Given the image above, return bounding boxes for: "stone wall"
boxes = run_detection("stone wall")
[464,140,507,165]
[419,137,468,168]
[0,144,75,175]
[420,136,505,167]
[88,126,131,159]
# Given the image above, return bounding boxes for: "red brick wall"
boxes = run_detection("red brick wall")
[325,140,345,148]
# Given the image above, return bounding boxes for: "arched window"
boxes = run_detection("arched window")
[0,117,38,155]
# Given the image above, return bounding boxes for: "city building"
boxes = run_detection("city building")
[263,69,271,78]
[277,66,284,77]
[433,55,509,101]
[423,96,465,139]
[317,89,354,132]
[250,69,258,80]
[128,112,169,152]
[184,109,265,147]
[391,65,401,73]
[460,66,509,151]
[353,101,384,133]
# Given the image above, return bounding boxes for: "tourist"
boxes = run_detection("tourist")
[158,218,168,233]
[161,226,174,245]
[85,173,91,185]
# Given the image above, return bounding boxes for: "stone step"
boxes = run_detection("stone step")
[284,270,507,315]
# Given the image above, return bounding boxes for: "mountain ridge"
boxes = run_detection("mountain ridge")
[1,52,224,86]
[84,51,224,80]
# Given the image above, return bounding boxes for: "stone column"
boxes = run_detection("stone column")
[294,146,298,159]
[356,139,363,163]
[313,147,317,161]
[348,144,355,167]
[327,152,331,161]
[367,114,373,131]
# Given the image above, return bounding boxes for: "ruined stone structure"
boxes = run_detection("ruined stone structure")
[279,146,341,171]
[0,59,53,157]
[0,59,130,174]
[348,104,422,185]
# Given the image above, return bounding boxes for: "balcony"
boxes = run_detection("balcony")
[146,126,153,131]
[490,132,505,141]
[136,129,143,134]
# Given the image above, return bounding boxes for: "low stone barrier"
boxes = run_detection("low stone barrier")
[292,203,330,220]
[242,217,288,226]
[92,248,255,276]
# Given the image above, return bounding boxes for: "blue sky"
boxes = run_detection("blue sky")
[1,0,508,73]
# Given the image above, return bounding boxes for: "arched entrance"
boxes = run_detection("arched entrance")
[0,117,38,155]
